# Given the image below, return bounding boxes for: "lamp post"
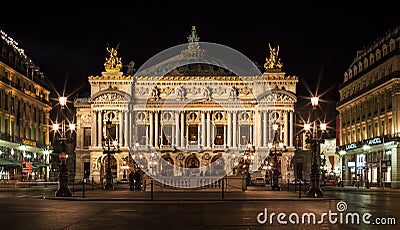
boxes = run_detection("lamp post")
[242,143,254,186]
[268,123,284,191]
[102,119,120,190]
[304,96,326,198]
[54,96,74,197]
[339,150,346,187]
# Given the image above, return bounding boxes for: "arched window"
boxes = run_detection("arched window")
[363,58,368,69]
[369,53,375,65]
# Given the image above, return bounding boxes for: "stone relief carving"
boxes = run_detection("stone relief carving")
[94,93,126,102]
[229,86,239,100]
[265,93,293,103]
[175,85,186,100]
[201,87,212,100]
[81,114,91,126]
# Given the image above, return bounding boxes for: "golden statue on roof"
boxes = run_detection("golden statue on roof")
[104,44,122,72]
[264,43,283,71]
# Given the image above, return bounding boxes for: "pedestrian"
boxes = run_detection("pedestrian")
[133,169,141,191]
[128,170,134,190]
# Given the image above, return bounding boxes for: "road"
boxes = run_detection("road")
[0,187,398,230]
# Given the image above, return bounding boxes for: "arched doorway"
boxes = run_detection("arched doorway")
[101,155,117,181]
[185,156,200,176]
[211,155,225,176]
[161,156,174,176]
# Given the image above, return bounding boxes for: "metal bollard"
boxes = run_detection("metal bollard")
[221,178,225,200]
[151,180,154,199]
[82,178,85,198]
[287,179,289,192]
[299,182,302,198]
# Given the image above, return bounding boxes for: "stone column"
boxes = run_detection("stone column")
[207,111,211,147]
[119,110,123,145]
[227,111,232,147]
[233,112,237,147]
[263,111,267,147]
[124,111,128,147]
[155,112,159,147]
[92,110,97,147]
[224,125,227,147]
[175,112,180,147]
[149,112,154,147]
[180,112,185,147]
[201,111,206,147]
[289,111,294,147]
[198,124,201,148]
[284,111,288,146]
[97,110,103,147]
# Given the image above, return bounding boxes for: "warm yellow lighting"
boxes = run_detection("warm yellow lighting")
[339,150,346,156]
[363,145,371,151]
[69,123,76,131]
[52,123,59,131]
[112,140,118,147]
[272,123,278,131]
[279,142,284,148]
[311,96,319,107]
[59,96,67,106]
[304,123,311,131]
[320,123,327,131]
[268,143,273,148]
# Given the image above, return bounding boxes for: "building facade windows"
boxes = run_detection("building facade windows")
[337,25,400,188]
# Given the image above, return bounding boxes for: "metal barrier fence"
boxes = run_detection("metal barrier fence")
[143,176,246,192]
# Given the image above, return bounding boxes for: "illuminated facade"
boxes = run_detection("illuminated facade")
[74,27,299,185]
[0,30,52,181]
[337,25,400,188]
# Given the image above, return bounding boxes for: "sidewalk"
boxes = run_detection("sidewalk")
[44,184,337,201]
[321,185,400,193]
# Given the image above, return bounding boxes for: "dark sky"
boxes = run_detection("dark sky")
[1,1,399,127]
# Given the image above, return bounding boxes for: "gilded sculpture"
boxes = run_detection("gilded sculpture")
[104,44,123,72]
[264,43,283,70]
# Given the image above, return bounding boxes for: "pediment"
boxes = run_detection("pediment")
[91,88,131,103]
[257,89,296,104]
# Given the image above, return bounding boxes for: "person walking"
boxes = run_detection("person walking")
[128,170,134,190]
[133,169,142,191]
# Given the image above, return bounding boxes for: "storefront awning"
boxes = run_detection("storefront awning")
[0,158,21,166]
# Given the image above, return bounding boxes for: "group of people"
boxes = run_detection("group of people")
[128,168,142,191]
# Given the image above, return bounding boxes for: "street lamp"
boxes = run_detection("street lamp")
[304,96,326,198]
[268,123,285,191]
[339,150,346,187]
[102,119,120,190]
[241,143,254,186]
[53,96,75,197]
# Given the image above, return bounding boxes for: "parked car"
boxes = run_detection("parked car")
[252,177,266,186]
[291,178,310,185]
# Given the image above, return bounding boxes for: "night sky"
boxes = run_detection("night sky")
[1,1,399,128]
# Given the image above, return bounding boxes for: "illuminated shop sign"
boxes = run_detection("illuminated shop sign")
[345,143,358,150]
[365,137,382,145]
[347,162,355,167]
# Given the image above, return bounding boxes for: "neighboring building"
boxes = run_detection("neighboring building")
[0,30,52,181]
[336,25,400,188]
[74,27,299,185]
[320,138,340,185]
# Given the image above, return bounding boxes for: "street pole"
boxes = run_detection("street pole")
[305,96,325,198]
[55,96,72,197]
[102,119,119,190]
